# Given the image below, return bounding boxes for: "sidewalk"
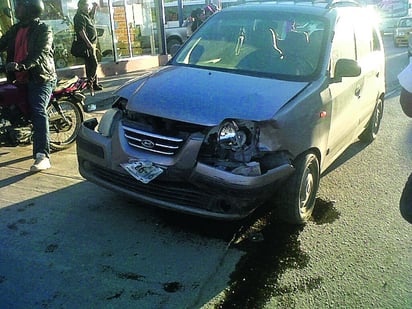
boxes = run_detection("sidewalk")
[81,68,157,112]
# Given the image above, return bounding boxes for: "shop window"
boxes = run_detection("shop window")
[40,0,114,68]
[113,0,159,58]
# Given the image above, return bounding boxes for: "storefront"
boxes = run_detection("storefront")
[0,0,170,75]
[44,0,167,71]
[0,0,232,76]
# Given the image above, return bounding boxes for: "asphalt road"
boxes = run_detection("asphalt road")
[0,38,411,309]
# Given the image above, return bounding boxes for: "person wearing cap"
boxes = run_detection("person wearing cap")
[190,8,205,33]
[0,0,57,172]
[73,0,103,93]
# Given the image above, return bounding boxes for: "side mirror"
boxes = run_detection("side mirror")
[332,58,361,83]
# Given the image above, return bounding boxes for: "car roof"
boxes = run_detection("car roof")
[222,0,366,16]
[221,0,381,28]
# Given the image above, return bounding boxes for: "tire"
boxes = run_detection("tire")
[167,37,182,53]
[55,58,67,69]
[359,97,383,143]
[277,152,320,224]
[48,100,83,151]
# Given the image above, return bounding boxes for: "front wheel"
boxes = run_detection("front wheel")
[277,153,320,224]
[48,100,83,151]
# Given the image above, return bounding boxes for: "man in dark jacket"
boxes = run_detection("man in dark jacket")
[190,8,204,34]
[0,0,57,172]
[73,0,102,92]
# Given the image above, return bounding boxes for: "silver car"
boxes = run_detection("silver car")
[77,2,385,224]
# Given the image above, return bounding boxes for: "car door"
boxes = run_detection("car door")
[326,15,360,159]
[353,18,384,130]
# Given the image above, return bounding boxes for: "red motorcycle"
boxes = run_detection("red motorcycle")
[0,75,95,150]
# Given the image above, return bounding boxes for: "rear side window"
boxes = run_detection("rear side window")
[330,16,356,77]
[372,28,381,52]
[354,22,372,59]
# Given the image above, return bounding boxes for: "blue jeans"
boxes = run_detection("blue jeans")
[28,80,56,159]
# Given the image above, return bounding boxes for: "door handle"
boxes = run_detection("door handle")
[355,87,361,98]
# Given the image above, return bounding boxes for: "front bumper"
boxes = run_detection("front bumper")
[76,118,294,220]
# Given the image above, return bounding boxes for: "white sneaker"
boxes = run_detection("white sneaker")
[30,153,51,172]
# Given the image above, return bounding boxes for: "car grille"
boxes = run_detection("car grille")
[89,163,213,210]
[123,125,185,155]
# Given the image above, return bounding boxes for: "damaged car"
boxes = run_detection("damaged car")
[77,2,385,224]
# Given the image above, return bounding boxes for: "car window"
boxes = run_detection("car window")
[172,11,327,81]
[354,19,373,59]
[330,16,356,78]
[372,27,381,51]
[399,18,412,27]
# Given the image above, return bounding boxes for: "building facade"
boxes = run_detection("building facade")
[0,0,226,76]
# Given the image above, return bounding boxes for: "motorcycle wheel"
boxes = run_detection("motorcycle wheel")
[48,100,83,151]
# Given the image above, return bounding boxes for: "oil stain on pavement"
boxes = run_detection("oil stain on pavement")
[160,197,339,308]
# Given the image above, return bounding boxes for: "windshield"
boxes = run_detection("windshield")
[172,10,327,80]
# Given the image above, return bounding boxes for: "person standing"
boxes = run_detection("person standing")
[0,0,56,172]
[73,0,102,93]
[190,8,204,34]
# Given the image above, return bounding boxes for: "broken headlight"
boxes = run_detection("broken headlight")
[200,119,260,163]
[199,119,290,175]
[218,120,247,151]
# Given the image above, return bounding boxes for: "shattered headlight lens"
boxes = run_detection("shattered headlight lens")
[217,120,247,151]
[112,96,128,110]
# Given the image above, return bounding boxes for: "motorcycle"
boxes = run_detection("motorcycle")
[0,75,96,150]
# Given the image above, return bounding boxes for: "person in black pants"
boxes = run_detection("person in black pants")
[73,0,102,92]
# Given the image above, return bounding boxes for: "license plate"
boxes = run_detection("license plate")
[121,160,164,184]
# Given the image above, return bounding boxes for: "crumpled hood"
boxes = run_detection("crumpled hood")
[116,66,309,126]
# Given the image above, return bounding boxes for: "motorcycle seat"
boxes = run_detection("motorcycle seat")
[54,75,79,92]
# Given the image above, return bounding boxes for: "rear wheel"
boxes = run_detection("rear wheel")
[167,37,182,54]
[359,97,383,143]
[48,100,83,151]
[277,152,320,224]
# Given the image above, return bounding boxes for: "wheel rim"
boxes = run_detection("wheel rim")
[55,58,67,69]
[298,156,319,219]
[372,100,383,137]
[300,168,314,210]
[48,102,81,146]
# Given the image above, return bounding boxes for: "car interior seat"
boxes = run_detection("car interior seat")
[307,29,324,70]
[237,21,283,73]
[278,30,311,74]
